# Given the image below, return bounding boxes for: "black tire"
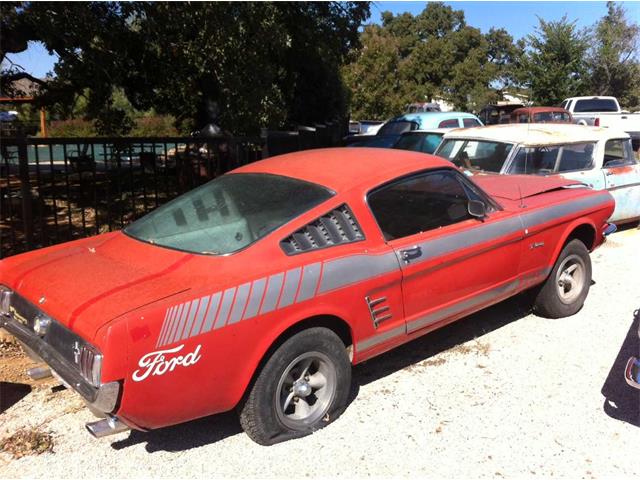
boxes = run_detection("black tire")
[533,239,592,318]
[238,327,351,445]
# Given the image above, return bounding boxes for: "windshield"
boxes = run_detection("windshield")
[378,120,419,136]
[573,99,618,113]
[532,111,571,123]
[125,173,333,254]
[507,142,596,174]
[394,132,443,154]
[436,139,514,172]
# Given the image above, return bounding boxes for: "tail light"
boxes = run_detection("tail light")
[594,117,600,127]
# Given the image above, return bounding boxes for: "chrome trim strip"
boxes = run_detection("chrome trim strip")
[243,278,266,320]
[356,325,406,352]
[228,282,251,325]
[407,280,519,334]
[214,288,236,329]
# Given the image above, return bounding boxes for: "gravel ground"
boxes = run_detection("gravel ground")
[1,227,639,478]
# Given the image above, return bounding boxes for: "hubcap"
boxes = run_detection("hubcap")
[555,254,586,304]
[275,352,337,430]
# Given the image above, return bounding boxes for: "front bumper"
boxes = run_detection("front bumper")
[0,313,120,414]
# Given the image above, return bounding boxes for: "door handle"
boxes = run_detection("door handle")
[400,246,422,264]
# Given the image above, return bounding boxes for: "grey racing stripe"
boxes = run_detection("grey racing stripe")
[214,287,236,329]
[189,295,210,338]
[407,280,519,334]
[168,301,191,345]
[159,305,178,346]
[356,325,406,352]
[180,299,200,341]
[201,292,221,334]
[521,194,610,230]
[318,252,399,294]
[278,268,301,309]
[243,277,266,320]
[296,262,321,303]
[161,304,182,346]
[228,282,251,325]
[156,307,173,347]
[260,273,284,314]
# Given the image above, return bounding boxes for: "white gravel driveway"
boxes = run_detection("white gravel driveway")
[1,227,639,478]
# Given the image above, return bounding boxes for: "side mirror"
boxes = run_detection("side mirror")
[468,200,486,219]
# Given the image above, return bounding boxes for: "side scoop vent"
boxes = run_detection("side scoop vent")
[281,204,364,255]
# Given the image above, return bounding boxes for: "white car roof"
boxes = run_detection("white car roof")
[402,128,451,135]
[441,124,629,147]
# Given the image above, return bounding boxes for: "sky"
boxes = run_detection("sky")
[6,1,640,78]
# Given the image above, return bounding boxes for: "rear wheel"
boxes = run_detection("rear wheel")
[533,239,592,318]
[238,327,351,445]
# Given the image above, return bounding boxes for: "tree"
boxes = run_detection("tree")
[0,2,370,135]
[518,16,589,105]
[587,1,640,108]
[342,2,518,119]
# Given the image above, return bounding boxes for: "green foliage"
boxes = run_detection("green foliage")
[517,16,590,105]
[1,2,370,135]
[587,2,640,108]
[343,2,517,119]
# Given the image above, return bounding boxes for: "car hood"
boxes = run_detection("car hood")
[473,174,584,201]
[1,232,197,341]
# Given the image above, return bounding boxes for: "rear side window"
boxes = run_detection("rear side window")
[378,121,419,136]
[463,118,482,128]
[517,114,530,123]
[436,139,513,173]
[603,138,636,167]
[508,142,595,174]
[368,170,475,241]
[438,119,460,128]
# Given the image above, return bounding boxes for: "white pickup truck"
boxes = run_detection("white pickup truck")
[561,96,640,150]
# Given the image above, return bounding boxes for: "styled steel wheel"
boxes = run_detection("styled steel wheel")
[238,327,351,445]
[534,239,592,318]
[275,352,337,430]
[555,254,586,304]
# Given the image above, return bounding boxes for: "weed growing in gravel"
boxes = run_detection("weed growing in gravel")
[0,428,54,458]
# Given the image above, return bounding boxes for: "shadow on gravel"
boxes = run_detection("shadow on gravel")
[351,292,533,390]
[601,309,640,427]
[0,382,32,413]
[111,411,242,452]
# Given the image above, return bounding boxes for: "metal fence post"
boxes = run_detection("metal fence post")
[16,131,34,250]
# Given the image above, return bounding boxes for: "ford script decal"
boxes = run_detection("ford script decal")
[132,344,202,382]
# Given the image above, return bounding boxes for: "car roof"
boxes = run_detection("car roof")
[566,96,618,101]
[512,107,570,115]
[232,147,452,192]
[442,123,629,146]
[392,111,478,122]
[401,128,451,135]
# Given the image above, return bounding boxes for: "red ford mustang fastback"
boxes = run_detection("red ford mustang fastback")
[0,148,614,445]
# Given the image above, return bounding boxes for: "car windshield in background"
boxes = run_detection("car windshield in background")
[125,173,333,254]
[394,132,443,154]
[507,142,596,174]
[377,120,419,136]
[436,139,513,172]
[573,99,618,112]
[533,112,571,122]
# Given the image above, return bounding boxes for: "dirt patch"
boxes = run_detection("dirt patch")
[0,428,54,459]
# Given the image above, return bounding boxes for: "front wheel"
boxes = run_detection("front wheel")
[238,327,351,445]
[533,239,592,318]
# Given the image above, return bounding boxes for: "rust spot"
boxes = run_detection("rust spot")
[607,166,635,175]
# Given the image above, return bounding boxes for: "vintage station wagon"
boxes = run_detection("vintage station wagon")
[0,148,614,445]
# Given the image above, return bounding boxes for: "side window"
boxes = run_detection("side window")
[557,143,596,172]
[438,119,460,128]
[518,114,529,123]
[463,118,481,128]
[603,139,635,167]
[368,170,474,241]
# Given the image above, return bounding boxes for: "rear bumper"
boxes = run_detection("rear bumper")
[0,313,120,414]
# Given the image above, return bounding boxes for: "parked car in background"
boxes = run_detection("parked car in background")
[478,103,524,125]
[0,148,614,445]
[348,112,482,148]
[511,107,572,124]
[562,96,640,150]
[405,102,441,113]
[348,120,384,136]
[435,124,640,223]
[392,129,449,154]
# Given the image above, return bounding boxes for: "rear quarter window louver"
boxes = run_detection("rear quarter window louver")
[280,204,365,255]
